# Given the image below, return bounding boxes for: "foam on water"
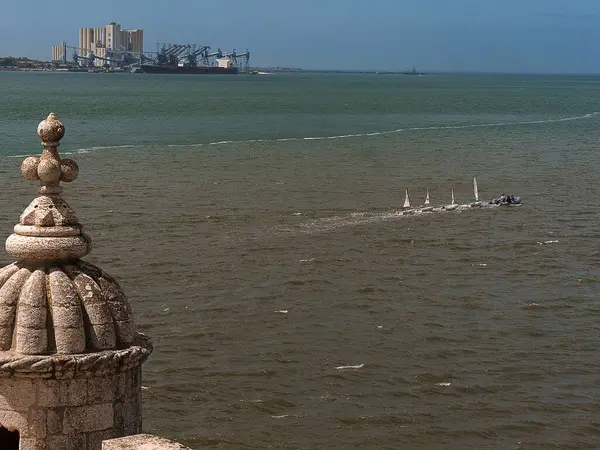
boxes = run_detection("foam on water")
[291,202,505,235]
[335,364,364,370]
[11,110,593,158]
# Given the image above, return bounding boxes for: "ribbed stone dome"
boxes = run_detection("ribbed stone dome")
[0,260,135,355]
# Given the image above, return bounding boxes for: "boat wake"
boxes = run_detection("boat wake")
[291,177,517,235]
[293,201,507,235]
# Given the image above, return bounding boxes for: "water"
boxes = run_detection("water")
[1,72,600,448]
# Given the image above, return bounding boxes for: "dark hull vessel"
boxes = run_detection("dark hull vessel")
[141,65,239,75]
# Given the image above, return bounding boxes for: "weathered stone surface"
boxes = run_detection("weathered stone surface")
[28,407,47,438]
[0,378,35,411]
[0,268,31,350]
[6,234,91,261]
[19,196,80,228]
[16,268,47,353]
[63,403,113,433]
[88,377,117,404]
[102,434,192,450]
[49,268,80,305]
[16,328,48,355]
[0,336,150,379]
[46,408,62,434]
[36,379,61,407]
[59,379,88,406]
[0,409,28,433]
[20,437,47,450]
[21,156,41,181]
[53,327,86,355]
[37,113,65,144]
[47,433,87,450]
[0,262,146,355]
[88,429,118,449]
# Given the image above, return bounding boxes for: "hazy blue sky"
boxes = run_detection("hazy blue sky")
[2,0,600,73]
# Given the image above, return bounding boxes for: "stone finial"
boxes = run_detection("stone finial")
[5,113,91,261]
[0,113,154,450]
[21,112,78,195]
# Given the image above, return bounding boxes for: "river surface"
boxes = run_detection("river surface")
[1,72,600,449]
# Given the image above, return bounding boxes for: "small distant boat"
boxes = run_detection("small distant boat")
[489,194,522,206]
[421,188,433,211]
[471,177,483,207]
[445,186,458,210]
[402,189,411,208]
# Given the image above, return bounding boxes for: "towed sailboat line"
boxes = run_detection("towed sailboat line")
[393,177,522,215]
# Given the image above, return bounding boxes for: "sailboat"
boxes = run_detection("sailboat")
[445,186,458,210]
[421,187,434,212]
[471,177,483,207]
[402,189,411,208]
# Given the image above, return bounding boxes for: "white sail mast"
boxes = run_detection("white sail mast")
[403,189,411,208]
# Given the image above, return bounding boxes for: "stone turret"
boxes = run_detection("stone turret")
[0,114,152,450]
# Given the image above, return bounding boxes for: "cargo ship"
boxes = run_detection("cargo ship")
[140,65,238,74]
[141,55,240,75]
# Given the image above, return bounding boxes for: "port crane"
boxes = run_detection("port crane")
[52,41,250,71]
[73,51,123,68]
[223,49,250,71]
[184,45,210,67]
[143,42,251,71]
[64,44,134,68]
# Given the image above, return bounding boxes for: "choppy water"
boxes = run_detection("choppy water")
[1,72,600,448]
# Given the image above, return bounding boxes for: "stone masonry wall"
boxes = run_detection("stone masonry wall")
[0,367,142,450]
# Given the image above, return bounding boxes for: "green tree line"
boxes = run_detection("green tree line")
[0,57,18,67]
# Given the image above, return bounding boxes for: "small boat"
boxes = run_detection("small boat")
[471,177,483,207]
[445,186,458,210]
[421,188,434,212]
[402,189,411,209]
[489,194,522,206]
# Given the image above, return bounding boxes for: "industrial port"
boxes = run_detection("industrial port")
[50,22,250,74]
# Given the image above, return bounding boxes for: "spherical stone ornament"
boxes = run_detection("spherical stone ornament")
[60,158,79,182]
[21,156,40,181]
[37,157,62,185]
[37,112,65,143]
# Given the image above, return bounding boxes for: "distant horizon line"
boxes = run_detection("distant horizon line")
[256,68,600,76]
